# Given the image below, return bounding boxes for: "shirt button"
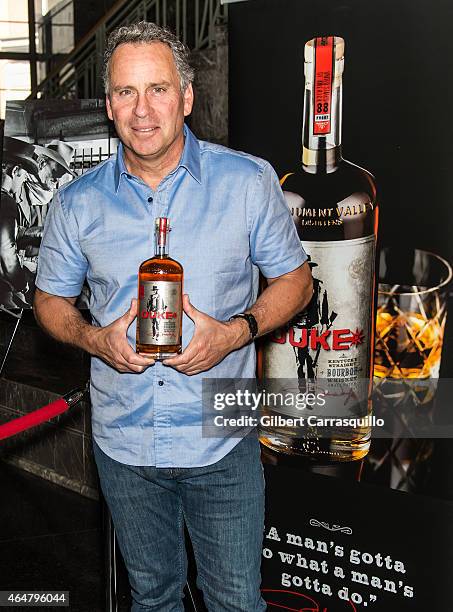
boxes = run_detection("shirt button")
[158,380,164,386]
[148,196,153,203]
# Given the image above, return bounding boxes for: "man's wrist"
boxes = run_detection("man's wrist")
[80,321,103,356]
[229,312,258,340]
[225,317,251,350]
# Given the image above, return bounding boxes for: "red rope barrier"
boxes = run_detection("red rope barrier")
[0,386,87,441]
[0,399,69,441]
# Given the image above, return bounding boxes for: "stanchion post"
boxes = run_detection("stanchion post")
[0,309,23,377]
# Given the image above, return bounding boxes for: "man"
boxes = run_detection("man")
[16,140,76,285]
[17,140,76,228]
[21,139,75,226]
[30,140,76,201]
[34,22,313,612]
[0,137,38,308]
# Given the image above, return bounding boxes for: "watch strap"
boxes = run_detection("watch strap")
[229,313,258,339]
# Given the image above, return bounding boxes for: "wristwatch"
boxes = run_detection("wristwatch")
[229,313,258,339]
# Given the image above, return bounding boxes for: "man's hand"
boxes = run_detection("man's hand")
[163,294,249,376]
[34,289,155,374]
[93,298,155,373]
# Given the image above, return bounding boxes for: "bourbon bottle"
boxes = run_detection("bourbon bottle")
[136,217,183,359]
[260,36,378,461]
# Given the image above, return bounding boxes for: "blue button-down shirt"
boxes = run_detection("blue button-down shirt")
[36,126,307,467]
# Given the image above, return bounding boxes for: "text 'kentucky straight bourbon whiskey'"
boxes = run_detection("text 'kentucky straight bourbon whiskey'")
[136,217,183,359]
[260,36,379,461]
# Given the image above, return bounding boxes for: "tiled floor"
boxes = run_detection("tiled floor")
[0,462,205,611]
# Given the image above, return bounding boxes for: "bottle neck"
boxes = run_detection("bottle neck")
[302,68,343,173]
[154,231,169,257]
[155,246,168,257]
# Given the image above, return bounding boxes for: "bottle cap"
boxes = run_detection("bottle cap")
[155,217,170,247]
[304,36,344,63]
[304,36,345,83]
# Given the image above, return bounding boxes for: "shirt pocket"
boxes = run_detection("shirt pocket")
[214,270,251,321]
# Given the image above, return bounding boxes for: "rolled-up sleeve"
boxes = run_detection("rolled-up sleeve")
[249,161,307,278]
[35,191,88,297]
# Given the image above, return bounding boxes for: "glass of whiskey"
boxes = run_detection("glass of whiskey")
[374,248,452,379]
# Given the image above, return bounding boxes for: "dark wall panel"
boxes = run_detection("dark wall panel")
[229,0,453,264]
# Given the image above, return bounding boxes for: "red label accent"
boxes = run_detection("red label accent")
[271,327,365,351]
[313,36,334,135]
[309,327,331,350]
[158,217,168,248]
[288,327,308,348]
[141,310,177,319]
[332,328,353,350]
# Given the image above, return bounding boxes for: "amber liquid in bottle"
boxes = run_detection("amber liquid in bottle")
[136,218,183,359]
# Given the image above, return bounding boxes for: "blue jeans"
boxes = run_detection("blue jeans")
[93,433,267,612]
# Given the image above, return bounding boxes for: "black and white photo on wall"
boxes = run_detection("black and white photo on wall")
[1,99,118,312]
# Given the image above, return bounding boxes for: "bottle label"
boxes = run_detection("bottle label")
[138,280,182,346]
[264,236,375,382]
[313,36,334,136]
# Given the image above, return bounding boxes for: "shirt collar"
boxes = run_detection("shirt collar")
[114,124,201,192]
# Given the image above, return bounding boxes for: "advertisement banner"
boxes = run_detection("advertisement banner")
[229,0,453,609]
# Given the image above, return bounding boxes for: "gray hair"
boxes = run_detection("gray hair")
[102,21,195,94]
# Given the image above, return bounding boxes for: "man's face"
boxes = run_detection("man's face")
[38,158,61,190]
[106,42,193,168]
[11,166,27,198]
